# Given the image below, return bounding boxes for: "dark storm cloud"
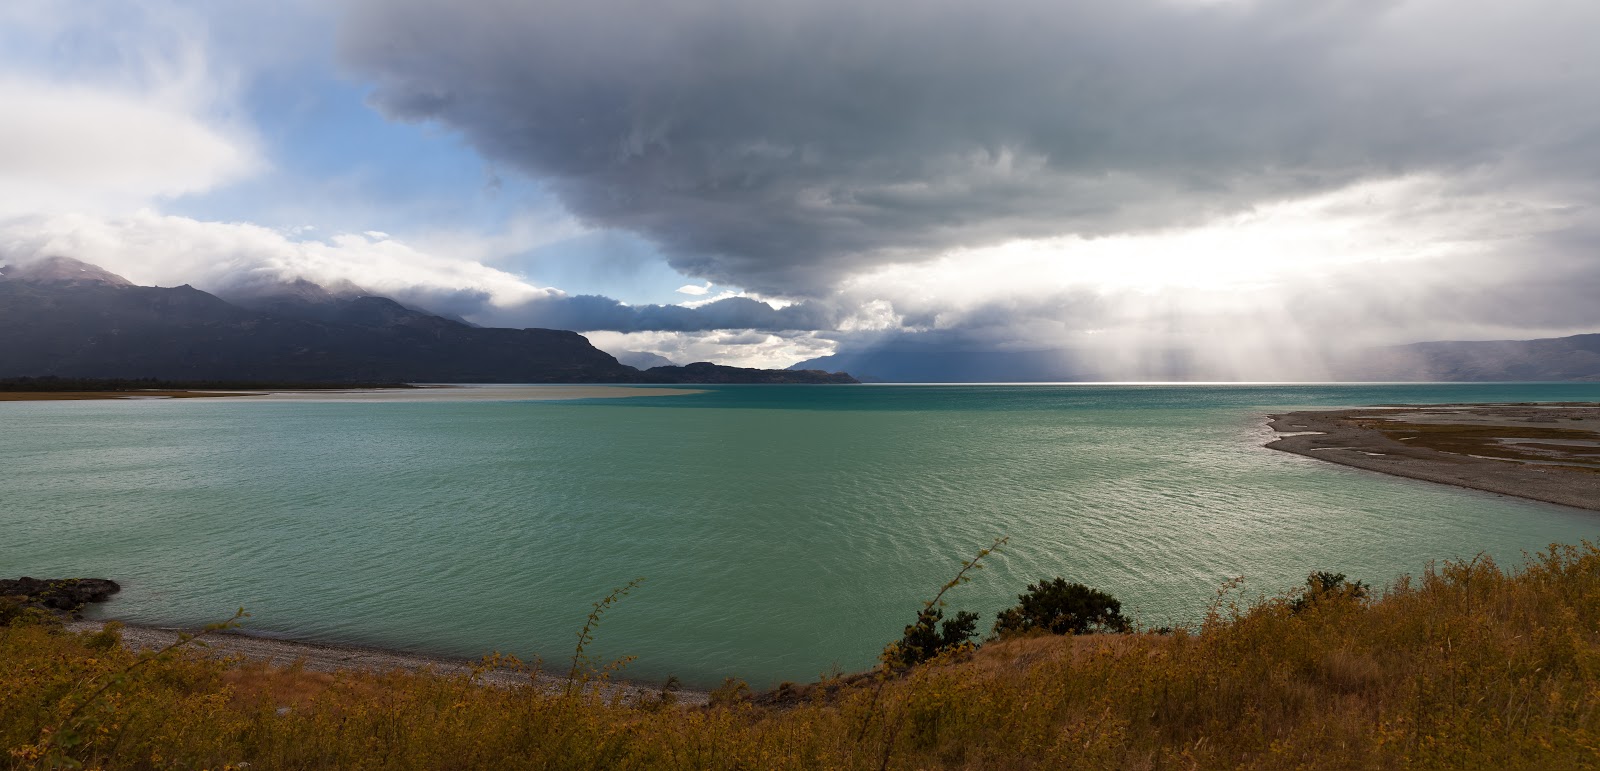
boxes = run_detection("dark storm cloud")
[340,0,1600,295]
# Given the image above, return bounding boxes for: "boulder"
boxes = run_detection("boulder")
[0,576,121,612]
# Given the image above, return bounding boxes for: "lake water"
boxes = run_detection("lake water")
[5,383,1599,688]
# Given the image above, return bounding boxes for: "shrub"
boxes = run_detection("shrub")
[709,677,752,708]
[887,608,981,668]
[883,538,1006,668]
[0,597,57,629]
[993,577,1128,636]
[1289,571,1369,614]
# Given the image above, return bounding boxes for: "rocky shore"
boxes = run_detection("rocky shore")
[0,577,121,613]
[1266,403,1600,512]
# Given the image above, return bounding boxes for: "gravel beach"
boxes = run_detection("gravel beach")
[1267,403,1600,512]
[63,619,710,706]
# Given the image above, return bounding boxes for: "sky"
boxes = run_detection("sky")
[2,0,1598,374]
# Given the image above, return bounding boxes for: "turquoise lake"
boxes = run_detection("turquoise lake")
[4,383,1600,688]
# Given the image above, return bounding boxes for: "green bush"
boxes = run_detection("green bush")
[993,577,1128,636]
[0,598,57,629]
[882,539,1005,668]
[1290,571,1369,614]
[888,608,980,667]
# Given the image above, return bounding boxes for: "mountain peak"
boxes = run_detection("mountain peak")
[0,256,133,288]
[216,276,464,329]
[217,276,369,306]
[613,350,679,369]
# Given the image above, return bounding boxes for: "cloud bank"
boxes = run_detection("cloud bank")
[0,213,840,339]
[342,0,1600,295]
[6,0,1600,373]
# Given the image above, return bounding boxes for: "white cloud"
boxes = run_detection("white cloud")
[408,210,590,266]
[584,330,837,370]
[0,210,558,308]
[675,289,797,311]
[0,77,258,216]
[678,290,742,309]
[675,281,712,296]
[0,0,263,218]
[833,173,1586,348]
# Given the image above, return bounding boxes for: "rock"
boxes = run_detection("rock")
[0,577,121,613]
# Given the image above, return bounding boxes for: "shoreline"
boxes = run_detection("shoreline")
[62,618,710,706]
[0,390,258,401]
[234,385,707,402]
[1,385,708,403]
[1266,403,1600,512]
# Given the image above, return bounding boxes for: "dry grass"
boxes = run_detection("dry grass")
[219,663,350,710]
[1357,418,1600,470]
[7,542,1600,769]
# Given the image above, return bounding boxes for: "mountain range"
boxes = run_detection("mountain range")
[7,256,1595,384]
[793,336,1600,383]
[1349,336,1600,382]
[0,257,857,384]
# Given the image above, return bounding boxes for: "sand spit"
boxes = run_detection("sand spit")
[1267,403,1600,512]
[0,390,255,401]
[1,385,707,403]
[236,385,707,402]
[63,619,709,706]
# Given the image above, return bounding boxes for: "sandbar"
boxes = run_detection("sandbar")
[1,385,707,403]
[236,385,707,402]
[1266,403,1600,512]
[0,390,255,401]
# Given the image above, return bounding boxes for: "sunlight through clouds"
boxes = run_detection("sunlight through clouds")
[1,0,1597,375]
[848,176,1481,302]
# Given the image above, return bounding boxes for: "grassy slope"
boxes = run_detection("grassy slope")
[6,543,1600,770]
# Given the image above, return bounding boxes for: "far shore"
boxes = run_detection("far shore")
[1267,403,1600,512]
[0,390,257,401]
[237,385,708,402]
[63,618,710,706]
[1,385,707,403]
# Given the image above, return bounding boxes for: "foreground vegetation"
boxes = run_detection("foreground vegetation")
[8,543,1600,769]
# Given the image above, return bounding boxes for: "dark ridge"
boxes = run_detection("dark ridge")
[0,259,859,384]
